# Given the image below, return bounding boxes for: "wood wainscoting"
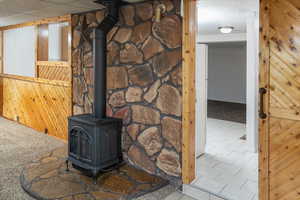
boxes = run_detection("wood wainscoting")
[0,74,71,140]
[0,15,72,141]
[36,61,71,82]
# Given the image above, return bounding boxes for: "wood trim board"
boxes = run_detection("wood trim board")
[0,31,3,74]
[0,15,71,31]
[0,74,71,87]
[37,24,49,62]
[182,0,197,184]
[259,0,270,199]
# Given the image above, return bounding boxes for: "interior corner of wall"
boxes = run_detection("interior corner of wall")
[180,0,184,17]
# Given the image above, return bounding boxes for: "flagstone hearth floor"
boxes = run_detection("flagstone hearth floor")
[20,146,169,200]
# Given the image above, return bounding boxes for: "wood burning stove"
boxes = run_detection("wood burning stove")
[66,0,123,183]
[68,115,122,179]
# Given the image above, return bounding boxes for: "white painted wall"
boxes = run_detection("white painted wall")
[3,26,36,77]
[207,43,247,104]
[246,11,259,152]
[196,44,208,158]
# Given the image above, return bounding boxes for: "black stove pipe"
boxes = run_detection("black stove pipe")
[93,0,121,118]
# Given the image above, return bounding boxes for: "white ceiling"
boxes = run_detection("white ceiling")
[197,0,259,35]
[0,0,103,26]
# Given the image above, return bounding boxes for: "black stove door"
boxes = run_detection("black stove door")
[69,126,93,164]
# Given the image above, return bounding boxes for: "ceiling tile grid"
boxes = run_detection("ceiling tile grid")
[0,0,101,26]
[0,0,259,35]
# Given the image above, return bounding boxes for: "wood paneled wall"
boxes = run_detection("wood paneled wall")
[37,23,69,62]
[0,78,3,115]
[1,75,71,140]
[259,0,300,199]
[268,0,300,199]
[37,24,49,61]
[36,61,71,81]
[0,15,72,141]
[61,26,69,61]
[0,31,3,73]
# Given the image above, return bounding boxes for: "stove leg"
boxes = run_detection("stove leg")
[93,176,97,185]
[66,160,69,172]
[92,170,98,185]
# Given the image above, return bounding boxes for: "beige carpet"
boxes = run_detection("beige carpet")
[0,118,65,200]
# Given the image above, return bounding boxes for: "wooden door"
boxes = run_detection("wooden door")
[260,0,300,199]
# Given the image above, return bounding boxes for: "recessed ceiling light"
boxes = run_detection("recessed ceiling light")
[218,26,234,34]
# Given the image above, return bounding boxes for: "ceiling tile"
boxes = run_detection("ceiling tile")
[69,0,103,9]
[26,4,88,18]
[0,0,54,13]
[0,0,102,26]
[0,14,41,26]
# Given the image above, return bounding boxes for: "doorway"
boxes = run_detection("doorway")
[182,0,300,200]
[196,42,248,157]
[183,0,260,200]
[194,42,258,200]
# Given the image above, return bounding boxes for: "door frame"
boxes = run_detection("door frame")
[258,0,269,199]
[195,43,208,158]
[182,1,269,200]
[182,0,197,184]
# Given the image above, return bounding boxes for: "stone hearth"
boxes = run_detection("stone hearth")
[20,147,168,200]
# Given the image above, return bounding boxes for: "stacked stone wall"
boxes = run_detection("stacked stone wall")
[72,0,182,180]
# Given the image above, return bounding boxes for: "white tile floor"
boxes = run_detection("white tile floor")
[193,118,258,200]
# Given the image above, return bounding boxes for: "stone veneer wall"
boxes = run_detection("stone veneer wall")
[72,0,182,180]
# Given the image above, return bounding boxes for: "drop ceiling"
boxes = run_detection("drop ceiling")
[197,0,259,35]
[0,0,259,33]
[0,0,102,27]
